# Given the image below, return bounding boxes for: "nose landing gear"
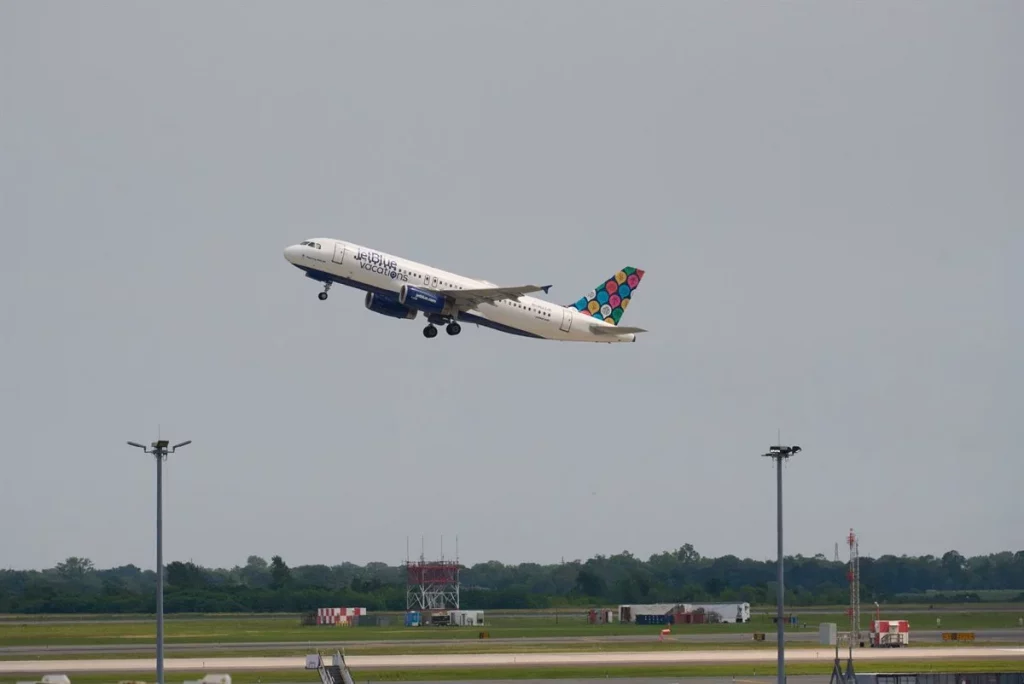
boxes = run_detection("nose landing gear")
[318,282,332,300]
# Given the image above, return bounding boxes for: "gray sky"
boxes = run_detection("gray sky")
[2,1,1021,572]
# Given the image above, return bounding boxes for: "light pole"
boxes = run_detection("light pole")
[762,443,801,684]
[128,438,191,684]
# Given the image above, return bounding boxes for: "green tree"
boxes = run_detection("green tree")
[270,555,291,589]
[574,568,606,597]
[56,557,94,581]
[166,561,206,590]
[240,555,271,588]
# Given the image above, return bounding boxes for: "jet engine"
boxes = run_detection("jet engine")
[398,284,453,316]
[364,292,417,320]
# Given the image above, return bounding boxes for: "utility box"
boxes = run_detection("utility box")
[819,622,838,645]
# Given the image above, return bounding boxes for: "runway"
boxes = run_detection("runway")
[2,646,1022,675]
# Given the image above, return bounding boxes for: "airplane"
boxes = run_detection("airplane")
[283,238,648,343]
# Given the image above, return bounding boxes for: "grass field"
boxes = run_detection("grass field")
[3,640,1021,662]
[3,659,1023,684]
[2,604,1022,623]
[0,618,800,648]
[1,611,1022,648]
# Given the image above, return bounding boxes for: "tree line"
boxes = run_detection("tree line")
[1,545,1022,614]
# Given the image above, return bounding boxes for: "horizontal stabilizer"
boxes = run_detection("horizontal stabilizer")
[591,324,648,335]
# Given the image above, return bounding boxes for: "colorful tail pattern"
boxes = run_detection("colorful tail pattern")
[568,267,645,325]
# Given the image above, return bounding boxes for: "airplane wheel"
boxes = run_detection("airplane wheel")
[318,292,328,301]
[423,325,438,338]
[446,322,461,336]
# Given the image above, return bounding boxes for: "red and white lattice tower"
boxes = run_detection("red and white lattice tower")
[847,528,861,643]
[405,537,460,611]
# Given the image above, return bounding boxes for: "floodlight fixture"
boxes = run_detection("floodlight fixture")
[765,444,801,457]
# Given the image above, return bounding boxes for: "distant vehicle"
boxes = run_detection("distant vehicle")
[284,238,648,342]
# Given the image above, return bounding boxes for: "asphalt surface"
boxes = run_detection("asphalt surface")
[399,680,831,684]
[2,646,1023,675]
[156,680,823,684]
[43,680,829,684]
[2,630,1022,657]
[210,680,840,684]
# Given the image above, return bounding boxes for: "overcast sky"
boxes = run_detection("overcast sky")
[1,1,1021,572]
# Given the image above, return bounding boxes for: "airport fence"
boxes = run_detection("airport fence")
[864,673,1024,684]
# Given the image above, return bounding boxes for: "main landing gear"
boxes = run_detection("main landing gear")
[317,282,332,300]
[422,319,461,338]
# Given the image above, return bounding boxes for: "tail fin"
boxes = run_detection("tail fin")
[566,267,645,325]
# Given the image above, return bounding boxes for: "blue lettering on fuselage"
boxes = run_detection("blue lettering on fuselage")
[354,249,407,281]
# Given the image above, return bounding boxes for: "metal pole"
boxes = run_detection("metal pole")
[156,447,164,684]
[776,456,784,684]
[126,438,189,684]
[761,443,800,684]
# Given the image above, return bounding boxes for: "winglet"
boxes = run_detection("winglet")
[541,285,552,294]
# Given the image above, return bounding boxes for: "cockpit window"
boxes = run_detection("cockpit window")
[314,243,321,249]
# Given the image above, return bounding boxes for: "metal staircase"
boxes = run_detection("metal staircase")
[310,650,355,684]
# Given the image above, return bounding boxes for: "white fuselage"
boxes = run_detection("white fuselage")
[284,238,639,343]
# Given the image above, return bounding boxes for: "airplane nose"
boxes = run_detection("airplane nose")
[283,245,300,263]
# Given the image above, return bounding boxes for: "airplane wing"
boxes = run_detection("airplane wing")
[590,323,648,335]
[440,284,552,309]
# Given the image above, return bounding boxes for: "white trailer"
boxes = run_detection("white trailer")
[682,602,751,624]
[449,610,485,626]
[618,603,680,623]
